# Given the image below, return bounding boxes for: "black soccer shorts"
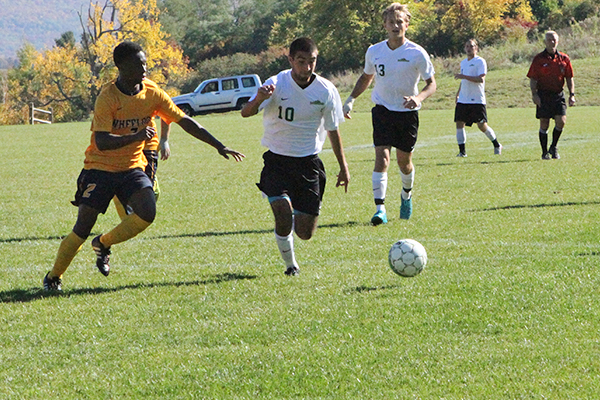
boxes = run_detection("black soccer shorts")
[372,105,419,153]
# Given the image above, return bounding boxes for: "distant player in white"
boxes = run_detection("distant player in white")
[241,37,350,276]
[343,3,436,225]
[454,38,502,157]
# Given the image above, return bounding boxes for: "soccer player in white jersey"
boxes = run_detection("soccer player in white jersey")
[454,38,502,157]
[241,37,350,276]
[343,3,436,226]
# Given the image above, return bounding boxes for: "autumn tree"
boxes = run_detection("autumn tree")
[270,0,535,72]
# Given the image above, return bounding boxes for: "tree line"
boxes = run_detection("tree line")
[1,0,598,125]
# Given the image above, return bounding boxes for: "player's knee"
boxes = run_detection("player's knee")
[72,225,93,239]
[136,208,156,224]
[296,230,313,241]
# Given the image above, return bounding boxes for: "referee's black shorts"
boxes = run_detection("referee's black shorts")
[536,90,567,119]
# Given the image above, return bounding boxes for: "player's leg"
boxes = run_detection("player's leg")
[112,196,129,220]
[44,204,100,290]
[44,169,114,290]
[394,110,419,220]
[539,118,551,159]
[101,187,155,247]
[371,105,396,225]
[270,197,300,275]
[549,114,566,159]
[397,148,414,220]
[456,121,467,157]
[92,170,155,276]
[143,149,160,200]
[258,152,301,275]
[372,145,391,225]
[476,121,502,154]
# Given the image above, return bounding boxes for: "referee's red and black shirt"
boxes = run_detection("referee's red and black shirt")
[527,50,574,93]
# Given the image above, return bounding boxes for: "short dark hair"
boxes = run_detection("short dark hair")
[113,41,144,67]
[289,37,318,58]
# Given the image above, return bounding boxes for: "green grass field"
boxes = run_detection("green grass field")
[1,104,599,398]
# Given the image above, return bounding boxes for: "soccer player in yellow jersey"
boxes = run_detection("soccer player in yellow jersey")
[43,41,244,291]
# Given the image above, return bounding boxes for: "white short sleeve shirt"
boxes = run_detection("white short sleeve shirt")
[254,70,344,157]
[457,56,487,104]
[364,40,435,112]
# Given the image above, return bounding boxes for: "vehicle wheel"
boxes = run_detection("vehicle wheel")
[236,98,250,110]
[178,104,194,116]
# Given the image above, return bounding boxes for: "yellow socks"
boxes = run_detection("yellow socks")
[100,213,152,248]
[49,231,85,278]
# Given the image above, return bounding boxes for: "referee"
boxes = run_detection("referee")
[527,31,575,160]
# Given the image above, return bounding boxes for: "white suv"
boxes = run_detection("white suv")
[172,74,262,115]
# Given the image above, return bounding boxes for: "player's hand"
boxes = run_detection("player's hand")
[159,139,171,160]
[343,96,355,119]
[532,93,541,107]
[454,73,464,80]
[569,94,576,107]
[136,126,156,141]
[218,146,245,162]
[403,96,421,110]
[336,165,350,193]
[256,84,275,101]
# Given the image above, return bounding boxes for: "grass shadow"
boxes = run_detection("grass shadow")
[0,272,257,303]
[351,284,403,294]
[1,222,367,244]
[431,158,532,167]
[473,200,600,212]
[152,221,367,240]
[0,235,65,243]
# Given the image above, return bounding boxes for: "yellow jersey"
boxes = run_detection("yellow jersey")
[85,79,185,172]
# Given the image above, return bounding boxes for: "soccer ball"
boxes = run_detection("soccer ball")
[388,239,427,277]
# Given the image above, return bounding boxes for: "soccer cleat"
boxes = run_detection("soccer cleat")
[494,144,502,155]
[456,152,467,157]
[400,197,413,220]
[43,272,62,291]
[91,235,111,276]
[549,146,560,159]
[542,152,551,160]
[371,210,388,226]
[284,265,300,276]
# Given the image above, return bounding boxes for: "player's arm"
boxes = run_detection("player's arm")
[159,118,171,161]
[454,73,485,83]
[94,127,156,151]
[455,82,461,103]
[176,116,245,161]
[343,73,374,119]
[566,77,575,106]
[403,76,437,110]
[241,84,276,118]
[529,78,541,106]
[327,129,350,192]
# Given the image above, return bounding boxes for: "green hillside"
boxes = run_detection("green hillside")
[0,0,90,59]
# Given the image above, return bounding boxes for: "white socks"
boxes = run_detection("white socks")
[275,232,298,268]
[458,127,497,142]
[456,128,466,145]
[401,169,414,200]
[372,172,388,212]
[484,127,497,141]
